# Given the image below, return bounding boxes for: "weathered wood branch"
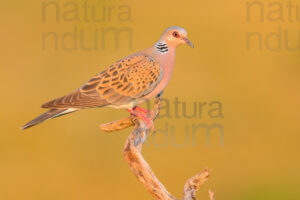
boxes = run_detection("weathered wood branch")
[100,96,215,200]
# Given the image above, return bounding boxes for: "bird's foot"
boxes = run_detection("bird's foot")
[127,108,154,131]
[134,107,155,119]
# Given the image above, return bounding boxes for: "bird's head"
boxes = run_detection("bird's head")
[158,26,194,48]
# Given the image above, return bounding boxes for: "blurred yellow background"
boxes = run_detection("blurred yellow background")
[0,0,300,199]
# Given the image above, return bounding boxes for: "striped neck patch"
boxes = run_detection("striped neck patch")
[155,42,168,54]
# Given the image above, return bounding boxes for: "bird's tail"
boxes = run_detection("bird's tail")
[21,108,77,130]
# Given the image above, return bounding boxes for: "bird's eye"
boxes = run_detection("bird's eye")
[172,31,180,38]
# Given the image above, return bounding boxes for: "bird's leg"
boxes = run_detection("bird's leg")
[135,106,148,113]
[134,107,155,129]
[127,108,154,130]
[135,107,155,119]
[127,108,152,128]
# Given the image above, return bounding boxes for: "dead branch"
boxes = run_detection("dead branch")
[100,96,215,200]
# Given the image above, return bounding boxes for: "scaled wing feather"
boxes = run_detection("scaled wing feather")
[42,54,163,109]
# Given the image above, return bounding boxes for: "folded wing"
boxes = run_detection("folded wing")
[42,54,163,109]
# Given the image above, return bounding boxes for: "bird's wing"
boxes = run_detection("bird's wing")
[42,54,163,109]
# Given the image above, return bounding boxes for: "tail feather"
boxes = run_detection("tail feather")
[21,108,77,130]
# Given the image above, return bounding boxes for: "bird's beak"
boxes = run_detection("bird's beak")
[182,37,194,48]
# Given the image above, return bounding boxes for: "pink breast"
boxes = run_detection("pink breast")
[142,51,175,100]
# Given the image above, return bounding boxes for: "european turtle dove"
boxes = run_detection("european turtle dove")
[22,26,194,129]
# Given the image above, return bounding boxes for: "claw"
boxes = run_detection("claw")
[135,107,155,119]
[127,108,155,130]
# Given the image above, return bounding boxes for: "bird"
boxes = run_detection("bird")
[21,26,194,130]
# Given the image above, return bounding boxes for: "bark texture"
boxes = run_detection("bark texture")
[100,96,215,200]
